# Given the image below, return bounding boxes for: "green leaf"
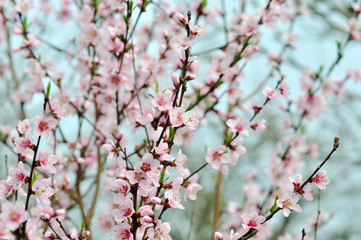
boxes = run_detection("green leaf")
[92,0,102,8]
[186,103,193,111]
[143,139,149,147]
[212,175,217,183]
[338,53,343,60]
[300,124,306,134]
[336,40,342,50]
[144,0,151,8]
[160,168,166,183]
[155,79,159,93]
[214,79,224,89]
[314,65,323,79]
[232,53,242,66]
[80,220,85,234]
[123,14,130,26]
[169,126,175,141]
[148,93,154,98]
[240,230,258,240]
[0,131,4,140]
[226,132,234,142]
[22,17,28,31]
[269,195,279,214]
[46,82,51,98]
[31,173,38,185]
[201,0,207,8]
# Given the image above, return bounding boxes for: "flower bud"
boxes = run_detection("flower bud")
[142,216,154,224]
[334,136,340,148]
[214,232,224,240]
[163,29,169,40]
[184,74,196,81]
[174,12,187,26]
[139,205,154,217]
[55,209,66,216]
[151,197,164,205]
[171,72,180,87]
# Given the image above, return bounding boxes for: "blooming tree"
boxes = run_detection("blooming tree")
[0,0,360,239]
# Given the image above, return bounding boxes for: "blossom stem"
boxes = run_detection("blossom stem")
[56,218,71,238]
[295,139,339,193]
[239,138,340,240]
[314,190,321,240]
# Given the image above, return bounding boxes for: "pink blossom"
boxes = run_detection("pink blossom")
[297,94,327,120]
[312,170,330,190]
[17,119,31,134]
[229,230,242,240]
[290,174,313,201]
[153,141,173,161]
[347,68,361,82]
[184,182,203,201]
[37,150,58,174]
[148,220,172,240]
[0,201,28,231]
[107,21,127,37]
[0,221,13,240]
[111,179,130,195]
[7,161,29,190]
[263,86,280,99]
[15,0,34,14]
[250,99,263,113]
[165,190,185,209]
[126,153,160,187]
[152,89,173,111]
[276,193,302,217]
[112,198,135,222]
[174,127,194,146]
[279,81,290,98]
[226,118,250,136]
[182,111,199,130]
[103,139,124,163]
[13,135,34,155]
[82,23,102,44]
[50,98,68,118]
[32,178,55,204]
[345,18,361,40]
[111,223,133,240]
[206,145,231,175]
[282,32,298,48]
[188,20,207,36]
[251,119,266,132]
[0,180,12,200]
[169,107,185,127]
[97,212,114,233]
[241,211,266,230]
[176,35,196,50]
[34,115,58,138]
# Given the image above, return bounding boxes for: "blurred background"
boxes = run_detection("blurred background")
[1,0,361,239]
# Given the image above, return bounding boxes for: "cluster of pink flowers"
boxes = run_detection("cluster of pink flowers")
[0,0,359,239]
